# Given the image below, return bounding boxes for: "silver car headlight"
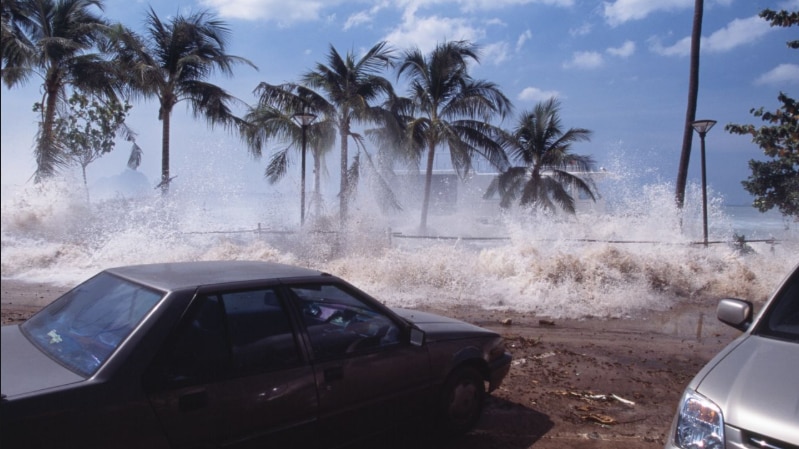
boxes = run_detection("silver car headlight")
[674,390,725,449]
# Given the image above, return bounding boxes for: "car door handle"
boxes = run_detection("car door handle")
[178,390,208,412]
[324,366,343,382]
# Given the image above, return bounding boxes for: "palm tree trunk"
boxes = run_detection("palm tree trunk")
[35,81,61,182]
[339,122,349,225]
[420,141,436,232]
[161,108,172,195]
[313,152,322,218]
[82,164,90,204]
[675,0,705,209]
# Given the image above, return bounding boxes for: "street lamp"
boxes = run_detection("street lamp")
[292,112,317,226]
[691,119,716,247]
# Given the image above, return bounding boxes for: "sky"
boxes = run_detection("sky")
[1,0,798,205]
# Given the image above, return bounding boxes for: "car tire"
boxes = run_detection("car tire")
[438,366,485,435]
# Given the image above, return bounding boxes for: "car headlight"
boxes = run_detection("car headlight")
[675,389,725,449]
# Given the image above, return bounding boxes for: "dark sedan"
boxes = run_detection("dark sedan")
[1,261,511,449]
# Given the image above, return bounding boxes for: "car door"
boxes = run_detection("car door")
[145,287,318,449]
[286,282,433,445]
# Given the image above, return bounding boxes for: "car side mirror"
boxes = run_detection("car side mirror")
[409,327,425,347]
[717,298,753,331]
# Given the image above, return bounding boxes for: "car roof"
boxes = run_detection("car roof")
[104,261,326,292]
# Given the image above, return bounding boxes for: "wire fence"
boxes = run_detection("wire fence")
[179,223,780,249]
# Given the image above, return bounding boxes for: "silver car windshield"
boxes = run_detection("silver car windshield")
[20,273,163,377]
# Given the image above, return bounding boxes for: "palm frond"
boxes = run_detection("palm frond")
[265,148,290,184]
[127,141,142,170]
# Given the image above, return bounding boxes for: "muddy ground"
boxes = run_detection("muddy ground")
[1,280,741,449]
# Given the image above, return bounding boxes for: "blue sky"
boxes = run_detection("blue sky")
[2,0,797,204]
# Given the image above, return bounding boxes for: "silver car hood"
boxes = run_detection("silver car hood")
[696,335,799,444]
[1,325,85,399]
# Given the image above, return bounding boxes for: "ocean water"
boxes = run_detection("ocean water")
[1,170,796,320]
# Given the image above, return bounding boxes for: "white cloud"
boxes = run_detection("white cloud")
[602,0,693,27]
[344,11,374,30]
[755,64,799,86]
[516,29,533,52]
[199,0,326,25]
[607,40,635,58]
[650,15,773,57]
[441,0,575,12]
[518,87,560,102]
[482,41,510,64]
[569,22,592,37]
[704,16,772,53]
[649,35,690,56]
[563,51,604,69]
[344,2,390,31]
[383,14,485,53]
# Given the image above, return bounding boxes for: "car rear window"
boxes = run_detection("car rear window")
[20,273,163,377]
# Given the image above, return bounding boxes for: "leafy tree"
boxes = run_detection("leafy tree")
[300,42,395,225]
[37,91,133,200]
[1,0,119,182]
[484,98,596,214]
[725,8,798,218]
[396,40,512,231]
[110,7,255,194]
[726,93,798,217]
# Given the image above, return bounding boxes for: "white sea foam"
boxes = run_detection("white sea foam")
[1,166,797,319]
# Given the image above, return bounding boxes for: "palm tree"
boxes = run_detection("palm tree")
[675,0,706,208]
[1,0,34,76]
[112,7,255,194]
[485,98,596,214]
[241,82,336,223]
[396,40,512,232]
[300,41,395,225]
[1,0,118,182]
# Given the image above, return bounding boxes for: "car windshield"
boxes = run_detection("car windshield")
[757,268,799,343]
[20,273,163,377]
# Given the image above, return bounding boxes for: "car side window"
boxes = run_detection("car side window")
[167,295,230,382]
[760,271,799,342]
[222,289,300,372]
[164,288,300,382]
[289,284,401,359]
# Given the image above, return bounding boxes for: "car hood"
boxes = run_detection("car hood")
[1,325,85,399]
[392,308,497,340]
[696,335,799,444]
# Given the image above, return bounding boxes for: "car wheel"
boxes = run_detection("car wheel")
[439,366,485,435]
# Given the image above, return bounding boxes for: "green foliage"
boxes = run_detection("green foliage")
[60,93,131,162]
[760,9,799,48]
[396,40,512,230]
[484,98,595,215]
[725,7,799,218]
[113,7,256,194]
[35,92,132,189]
[2,0,117,182]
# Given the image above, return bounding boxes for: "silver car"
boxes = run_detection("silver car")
[664,263,798,449]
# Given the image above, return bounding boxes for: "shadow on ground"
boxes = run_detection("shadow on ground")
[349,396,553,449]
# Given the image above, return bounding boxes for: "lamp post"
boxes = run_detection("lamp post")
[292,112,317,226]
[691,119,716,247]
